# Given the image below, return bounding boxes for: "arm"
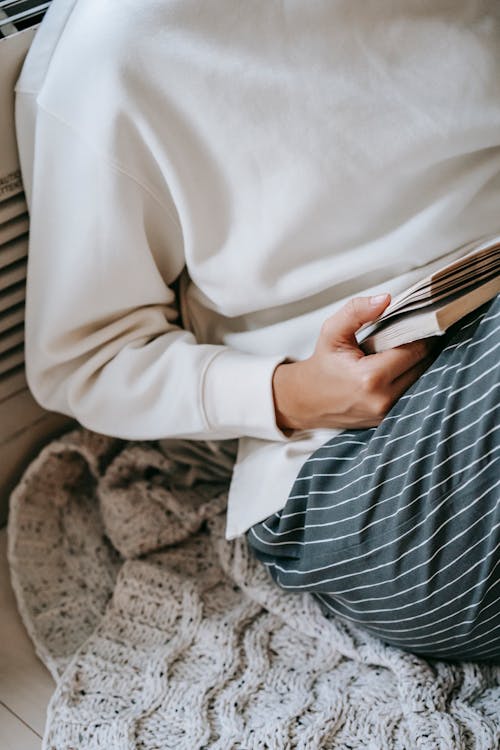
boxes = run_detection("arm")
[18,105,290,442]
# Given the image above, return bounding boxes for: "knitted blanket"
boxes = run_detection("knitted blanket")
[7,427,500,749]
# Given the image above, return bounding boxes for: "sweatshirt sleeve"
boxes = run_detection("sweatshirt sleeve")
[16,102,291,442]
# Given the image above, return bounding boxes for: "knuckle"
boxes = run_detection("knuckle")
[361,367,382,392]
[373,394,393,418]
[344,297,360,319]
[347,297,358,312]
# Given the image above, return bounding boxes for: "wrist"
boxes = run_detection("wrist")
[272,358,307,433]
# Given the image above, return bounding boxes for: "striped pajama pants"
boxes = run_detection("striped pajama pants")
[247,294,500,662]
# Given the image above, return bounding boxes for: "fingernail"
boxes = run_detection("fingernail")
[370,294,389,306]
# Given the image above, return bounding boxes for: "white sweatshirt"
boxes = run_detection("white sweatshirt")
[15,0,500,538]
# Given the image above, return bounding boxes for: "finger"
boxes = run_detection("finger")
[321,294,391,349]
[369,338,434,383]
[390,354,434,402]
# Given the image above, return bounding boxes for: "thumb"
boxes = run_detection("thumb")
[321,294,391,348]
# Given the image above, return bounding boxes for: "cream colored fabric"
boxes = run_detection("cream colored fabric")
[7,427,500,749]
[14,0,500,537]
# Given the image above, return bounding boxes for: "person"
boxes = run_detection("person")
[15,0,499,660]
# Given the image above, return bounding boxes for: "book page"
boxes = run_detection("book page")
[356,235,500,341]
[360,274,500,353]
[388,242,499,312]
[367,261,500,324]
[400,246,499,306]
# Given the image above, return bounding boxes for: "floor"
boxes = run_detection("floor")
[0,527,54,749]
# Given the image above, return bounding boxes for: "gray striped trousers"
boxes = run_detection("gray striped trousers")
[247,294,500,662]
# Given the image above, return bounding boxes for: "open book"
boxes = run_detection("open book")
[356,234,500,353]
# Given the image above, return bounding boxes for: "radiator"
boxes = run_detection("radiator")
[0,1,76,525]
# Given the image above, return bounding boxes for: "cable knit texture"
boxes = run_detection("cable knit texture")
[7,427,500,749]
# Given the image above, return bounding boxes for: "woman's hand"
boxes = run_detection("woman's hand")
[272,294,438,433]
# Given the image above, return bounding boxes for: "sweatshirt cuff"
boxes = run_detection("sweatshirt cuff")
[201,349,292,441]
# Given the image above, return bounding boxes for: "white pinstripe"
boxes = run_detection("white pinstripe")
[358,376,496,456]
[306,533,500,623]
[302,427,435,469]
[277,432,499,536]
[314,590,500,657]
[442,382,499,427]
[286,440,438,504]
[443,314,499,351]
[267,430,499,539]
[286,395,499,506]
[408,614,500,654]
[250,470,499,584]
[260,499,499,641]
[311,438,371,455]
[396,327,499,404]
[395,327,499,403]
[412,352,500,411]
[398,383,452,402]
[448,632,500,659]
[386,317,499,388]
[308,382,497,479]
[313,551,500,634]
[306,453,363,464]
[343,569,500,638]
[386,332,499,405]
[291,446,415,486]
[284,410,496,522]
[320,551,500,638]
[371,589,500,646]
[381,367,498,427]
[332,510,500,606]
